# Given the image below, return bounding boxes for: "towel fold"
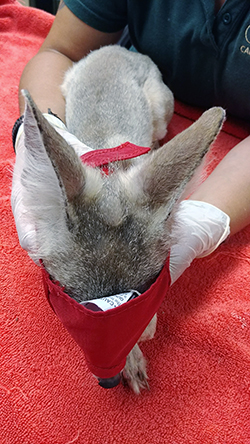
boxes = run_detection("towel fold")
[1,1,250,443]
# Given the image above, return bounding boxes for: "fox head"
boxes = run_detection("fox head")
[20,91,225,303]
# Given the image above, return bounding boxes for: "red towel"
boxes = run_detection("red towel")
[1,1,250,443]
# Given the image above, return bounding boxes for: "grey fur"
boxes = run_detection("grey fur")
[61,46,174,150]
[19,46,225,393]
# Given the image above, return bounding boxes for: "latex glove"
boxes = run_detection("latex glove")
[169,200,230,284]
[11,137,37,254]
[42,113,92,158]
[11,114,92,254]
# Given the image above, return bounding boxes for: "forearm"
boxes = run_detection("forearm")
[18,2,122,121]
[191,136,250,236]
[170,135,250,284]
[19,49,72,121]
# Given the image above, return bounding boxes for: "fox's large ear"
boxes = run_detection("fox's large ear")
[133,107,225,211]
[22,90,89,205]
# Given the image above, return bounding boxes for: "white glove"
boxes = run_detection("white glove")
[11,137,37,254]
[169,200,230,284]
[11,113,92,254]
[42,113,92,158]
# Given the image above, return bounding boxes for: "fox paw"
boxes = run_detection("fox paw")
[122,344,149,394]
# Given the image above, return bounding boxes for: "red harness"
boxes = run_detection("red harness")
[42,142,171,379]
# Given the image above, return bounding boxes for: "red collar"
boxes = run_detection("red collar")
[80,141,150,169]
[42,142,171,379]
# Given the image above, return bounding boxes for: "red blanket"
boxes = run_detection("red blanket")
[1,1,250,442]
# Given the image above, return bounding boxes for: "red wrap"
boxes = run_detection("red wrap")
[42,260,170,378]
[42,142,171,378]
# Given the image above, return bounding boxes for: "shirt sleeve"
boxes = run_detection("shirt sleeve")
[64,0,128,33]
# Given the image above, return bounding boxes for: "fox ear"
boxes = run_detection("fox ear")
[134,107,225,211]
[22,90,88,204]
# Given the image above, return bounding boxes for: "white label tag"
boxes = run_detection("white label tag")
[81,290,140,311]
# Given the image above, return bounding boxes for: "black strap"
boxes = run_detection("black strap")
[12,109,64,153]
[12,115,24,153]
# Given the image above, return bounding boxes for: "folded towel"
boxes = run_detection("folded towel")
[1,1,250,443]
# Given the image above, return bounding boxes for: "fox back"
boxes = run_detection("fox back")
[61,45,174,150]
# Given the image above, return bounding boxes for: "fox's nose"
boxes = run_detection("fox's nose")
[98,373,121,389]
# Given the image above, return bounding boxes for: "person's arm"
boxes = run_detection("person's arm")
[191,135,250,236]
[19,1,122,121]
[169,135,250,284]
[13,1,123,253]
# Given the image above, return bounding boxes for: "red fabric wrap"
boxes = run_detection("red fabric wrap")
[42,260,171,378]
[42,141,171,378]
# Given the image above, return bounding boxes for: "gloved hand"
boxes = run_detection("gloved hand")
[169,200,230,284]
[11,113,92,255]
[42,113,92,158]
[11,136,37,254]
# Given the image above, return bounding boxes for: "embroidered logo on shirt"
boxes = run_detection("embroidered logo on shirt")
[240,24,250,55]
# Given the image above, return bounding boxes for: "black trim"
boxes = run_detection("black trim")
[12,115,24,153]
[47,108,64,124]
